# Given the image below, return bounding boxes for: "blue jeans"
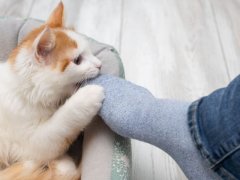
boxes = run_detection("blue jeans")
[188,75,240,179]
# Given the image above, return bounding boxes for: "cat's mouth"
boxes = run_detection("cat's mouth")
[75,79,90,90]
[75,72,100,90]
[75,82,82,90]
[74,76,96,90]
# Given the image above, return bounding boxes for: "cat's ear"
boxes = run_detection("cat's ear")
[46,2,64,28]
[35,27,56,60]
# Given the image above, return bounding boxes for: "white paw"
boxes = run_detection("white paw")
[73,85,105,116]
[54,155,81,178]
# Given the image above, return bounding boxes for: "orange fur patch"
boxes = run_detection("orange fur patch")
[58,58,70,72]
[8,25,78,72]
[8,25,45,65]
[49,30,77,71]
[0,160,81,180]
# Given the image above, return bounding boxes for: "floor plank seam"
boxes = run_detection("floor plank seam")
[209,0,231,81]
[150,149,156,180]
[26,0,36,18]
[118,0,124,54]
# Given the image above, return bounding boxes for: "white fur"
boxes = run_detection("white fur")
[0,29,104,171]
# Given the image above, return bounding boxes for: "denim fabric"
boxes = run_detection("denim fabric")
[188,75,240,180]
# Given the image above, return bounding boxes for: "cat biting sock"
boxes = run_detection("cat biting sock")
[0,2,104,180]
[88,74,220,180]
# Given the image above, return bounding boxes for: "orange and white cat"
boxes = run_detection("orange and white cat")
[0,2,104,180]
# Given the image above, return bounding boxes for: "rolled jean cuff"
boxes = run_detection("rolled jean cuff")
[188,99,239,180]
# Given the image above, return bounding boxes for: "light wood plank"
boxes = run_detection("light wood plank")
[131,141,156,180]
[121,0,230,100]
[0,0,34,17]
[209,0,240,80]
[28,0,59,21]
[73,0,123,49]
[132,140,186,180]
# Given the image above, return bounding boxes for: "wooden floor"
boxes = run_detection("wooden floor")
[0,0,240,179]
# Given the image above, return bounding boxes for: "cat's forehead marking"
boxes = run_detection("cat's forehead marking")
[64,30,88,51]
[55,30,78,49]
[48,29,77,72]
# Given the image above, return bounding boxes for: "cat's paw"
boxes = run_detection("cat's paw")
[74,85,105,116]
[54,155,81,178]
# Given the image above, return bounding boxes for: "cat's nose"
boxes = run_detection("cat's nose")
[91,56,102,69]
[95,61,102,70]
[96,63,102,70]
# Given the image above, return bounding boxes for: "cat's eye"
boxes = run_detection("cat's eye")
[73,55,82,65]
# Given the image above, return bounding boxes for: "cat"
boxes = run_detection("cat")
[0,2,104,180]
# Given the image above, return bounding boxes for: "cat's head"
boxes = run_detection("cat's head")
[7,2,102,105]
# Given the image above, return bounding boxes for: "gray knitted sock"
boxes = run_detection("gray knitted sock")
[88,74,220,180]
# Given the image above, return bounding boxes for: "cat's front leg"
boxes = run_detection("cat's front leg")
[60,84,105,129]
[27,85,104,161]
